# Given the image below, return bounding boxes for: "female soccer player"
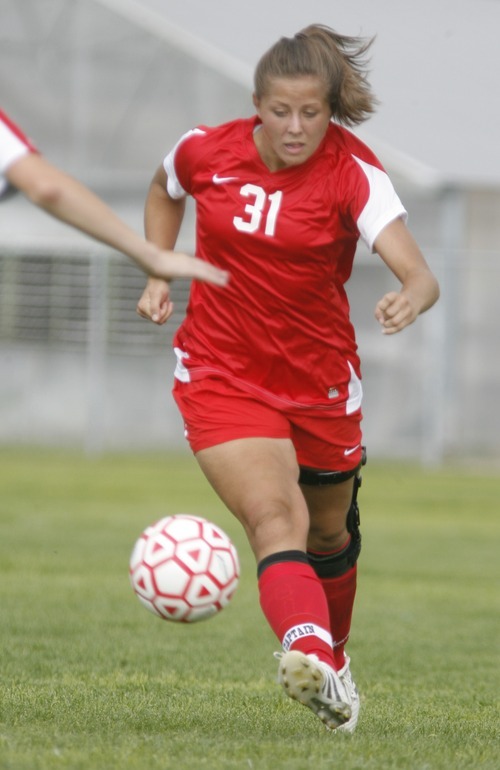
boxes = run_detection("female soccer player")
[136,25,440,732]
[0,109,227,286]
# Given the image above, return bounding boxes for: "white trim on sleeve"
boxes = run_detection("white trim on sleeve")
[163,128,206,199]
[353,155,408,251]
[0,121,31,176]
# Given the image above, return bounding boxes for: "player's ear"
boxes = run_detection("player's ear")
[252,93,261,115]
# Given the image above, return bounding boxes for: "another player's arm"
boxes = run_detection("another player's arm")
[373,217,440,334]
[136,165,187,325]
[6,153,227,286]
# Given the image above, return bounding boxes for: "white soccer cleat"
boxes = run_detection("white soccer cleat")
[334,656,360,733]
[276,650,352,730]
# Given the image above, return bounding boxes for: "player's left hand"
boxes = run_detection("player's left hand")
[374,291,419,334]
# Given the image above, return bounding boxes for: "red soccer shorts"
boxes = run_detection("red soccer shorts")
[173,376,363,473]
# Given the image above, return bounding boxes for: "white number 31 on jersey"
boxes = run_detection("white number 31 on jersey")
[233,184,283,237]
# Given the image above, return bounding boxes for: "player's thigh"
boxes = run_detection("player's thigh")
[196,437,310,559]
[175,375,303,522]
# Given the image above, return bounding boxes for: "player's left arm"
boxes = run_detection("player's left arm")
[373,217,440,334]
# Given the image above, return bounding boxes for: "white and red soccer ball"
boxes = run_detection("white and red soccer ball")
[129,514,240,623]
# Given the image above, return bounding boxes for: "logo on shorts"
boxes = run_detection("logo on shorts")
[328,387,339,399]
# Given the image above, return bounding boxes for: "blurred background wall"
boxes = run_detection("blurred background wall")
[1,0,499,465]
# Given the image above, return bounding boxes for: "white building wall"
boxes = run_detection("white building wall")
[1,0,499,463]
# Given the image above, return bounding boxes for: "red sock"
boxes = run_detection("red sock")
[319,565,357,669]
[258,558,335,668]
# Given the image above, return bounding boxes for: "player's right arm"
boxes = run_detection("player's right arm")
[136,165,186,325]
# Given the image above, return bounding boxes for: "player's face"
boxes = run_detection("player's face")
[253,76,332,171]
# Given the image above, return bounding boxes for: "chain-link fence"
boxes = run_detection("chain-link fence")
[1,242,498,463]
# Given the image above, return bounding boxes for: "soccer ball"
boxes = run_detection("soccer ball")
[129,514,240,623]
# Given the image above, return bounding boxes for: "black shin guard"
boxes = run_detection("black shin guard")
[307,457,364,579]
[307,531,361,579]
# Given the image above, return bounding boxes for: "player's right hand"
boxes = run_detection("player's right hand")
[136,277,173,325]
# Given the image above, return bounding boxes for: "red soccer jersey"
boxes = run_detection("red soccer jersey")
[0,110,37,190]
[164,117,406,412]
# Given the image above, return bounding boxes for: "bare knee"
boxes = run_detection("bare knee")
[303,480,354,552]
[195,437,309,561]
[242,495,309,560]
[307,520,349,552]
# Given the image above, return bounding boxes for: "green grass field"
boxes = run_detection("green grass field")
[0,449,498,770]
